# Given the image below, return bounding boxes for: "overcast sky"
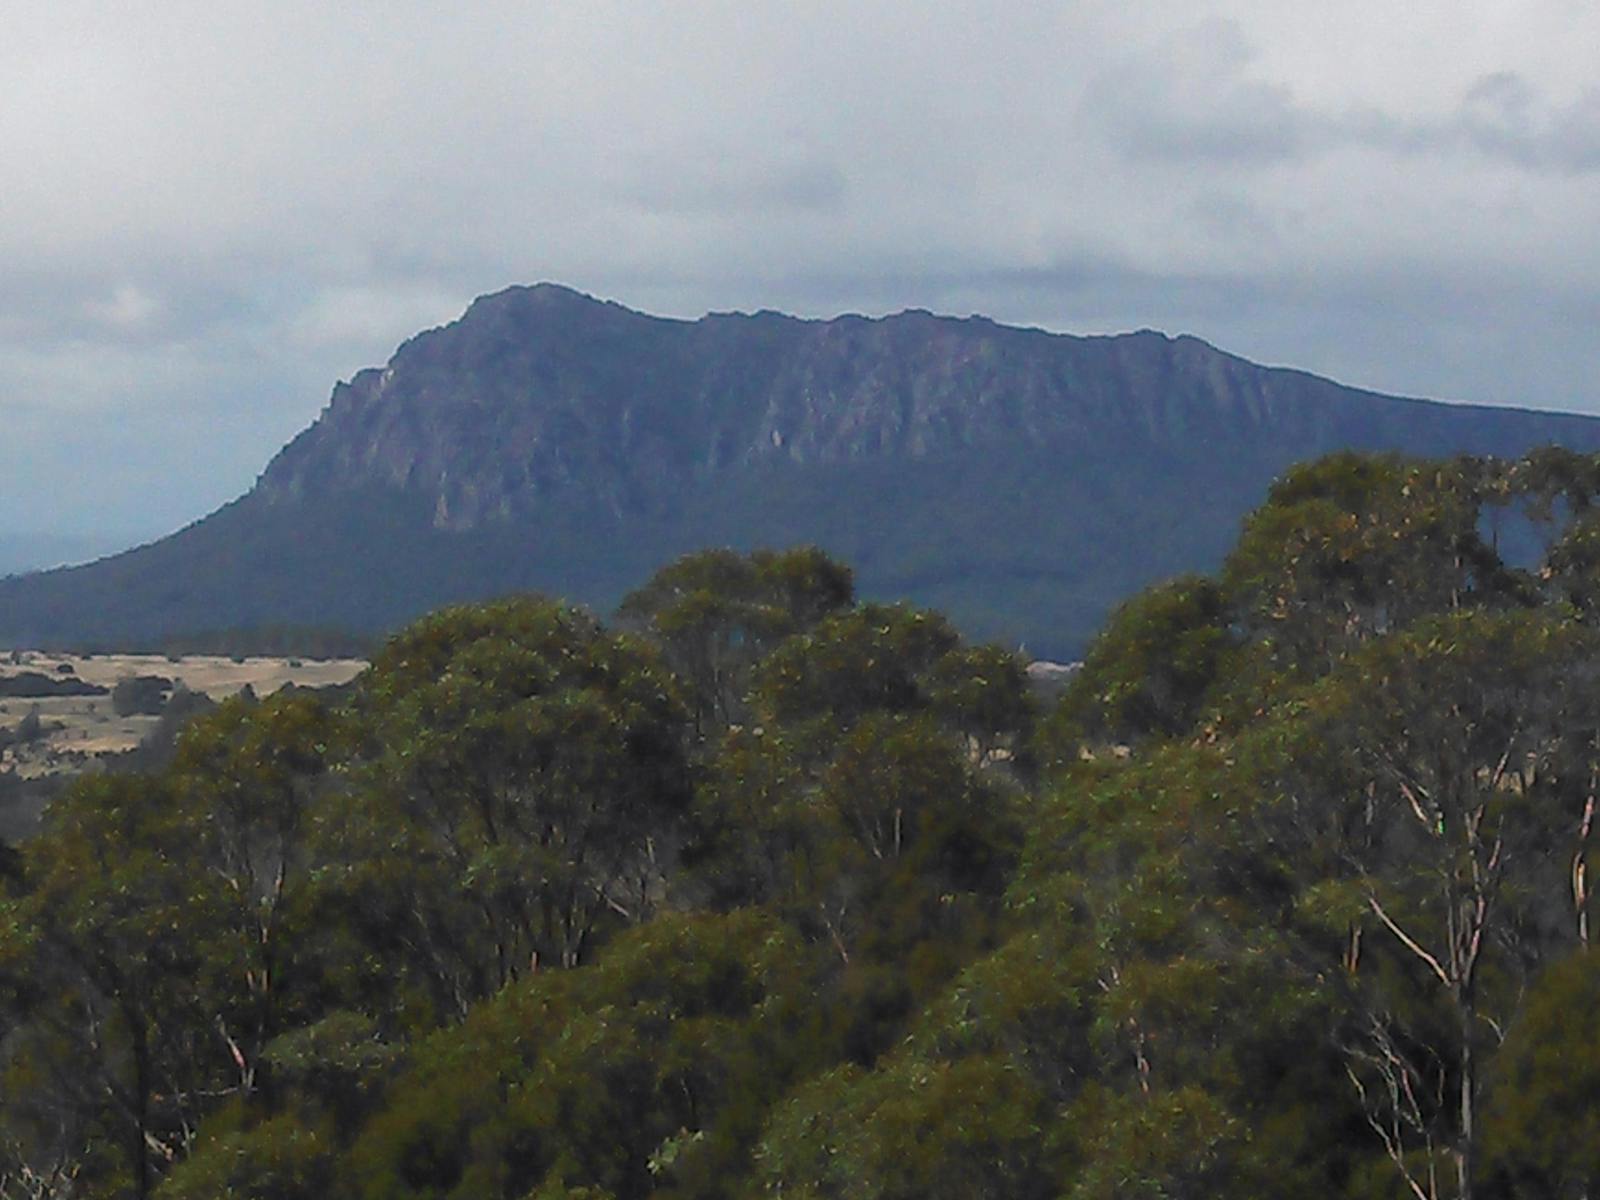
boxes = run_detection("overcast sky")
[5,1,1600,549]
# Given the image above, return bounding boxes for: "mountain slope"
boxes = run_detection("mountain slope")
[6,284,1600,657]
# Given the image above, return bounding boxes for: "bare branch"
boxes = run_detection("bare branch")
[1369,895,1452,986]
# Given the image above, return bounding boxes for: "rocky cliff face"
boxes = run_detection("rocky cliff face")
[257,284,1522,531]
[8,284,1600,656]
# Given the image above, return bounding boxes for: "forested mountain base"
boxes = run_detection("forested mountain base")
[3,450,1600,1198]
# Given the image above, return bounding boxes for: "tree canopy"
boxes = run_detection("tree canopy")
[4,463,1600,1200]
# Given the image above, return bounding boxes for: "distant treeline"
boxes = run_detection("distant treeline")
[0,671,107,698]
[66,625,376,660]
[5,451,1600,1198]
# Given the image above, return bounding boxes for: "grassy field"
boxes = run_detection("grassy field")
[0,650,365,781]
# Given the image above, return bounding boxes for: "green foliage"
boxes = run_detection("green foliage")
[753,603,962,726]
[340,911,811,1200]
[167,691,349,1097]
[155,1115,335,1200]
[1063,1084,1260,1200]
[750,602,1033,758]
[0,773,221,1197]
[1482,951,1600,1198]
[1041,574,1234,757]
[619,546,853,737]
[8,464,1600,1200]
[1542,510,1600,617]
[756,1051,1062,1200]
[318,596,692,1024]
[1221,453,1506,679]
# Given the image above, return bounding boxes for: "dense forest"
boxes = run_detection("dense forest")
[3,448,1600,1199]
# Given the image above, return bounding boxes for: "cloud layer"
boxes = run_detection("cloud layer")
[4,1,1599,540]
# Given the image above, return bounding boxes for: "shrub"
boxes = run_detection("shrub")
[111,674,173,717]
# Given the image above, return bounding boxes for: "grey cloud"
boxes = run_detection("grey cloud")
[1090,27,1600,178]
[616,133,848,217]
[4,2,1600,543]
[1085,20,1311,164]
[1452,72,1600,172]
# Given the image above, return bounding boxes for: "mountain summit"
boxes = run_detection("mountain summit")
[7,284,1600,656]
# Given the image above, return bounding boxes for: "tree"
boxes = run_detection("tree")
[1006,742,1358,1197]
[618,546,853,737]
[154,1115,335,1200]
[112,674,174,717]
[1268,610,1600,1200]
[690,600,1030,977]
[0,776,222,1198]
[1040,574,1234,760]
[1481,949,1600,1198]
[317,597,692,1023]
[1222,454,1504,681]
[747,601,1035,764]
[336,912,813,1200]
[753,603,963,731]
[166,691,346,1101]
[12,707,42,747]
[756,1051,1063,1200]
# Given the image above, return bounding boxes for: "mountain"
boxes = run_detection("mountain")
[0,532,141,578]
[6,283,1600,658]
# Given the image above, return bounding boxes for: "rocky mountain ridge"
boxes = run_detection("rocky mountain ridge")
[257,284,1545,528]
[5,283,1600,656]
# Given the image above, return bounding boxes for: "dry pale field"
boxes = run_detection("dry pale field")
[0,651,366,779]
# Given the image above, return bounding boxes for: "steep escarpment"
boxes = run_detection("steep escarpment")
[6,283,1600,656]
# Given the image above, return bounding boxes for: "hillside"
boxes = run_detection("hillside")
[5,283,1600,657]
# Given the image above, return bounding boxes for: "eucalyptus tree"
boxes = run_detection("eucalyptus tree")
[1221,453,1506,681]
[693,602,1032,948]
[315,597,692,1023]
[0,776,220,1198]
[1266,610,1600,1200]
[166,690,346,1100]
[618,546,854,738]
[1039,574,1235,760]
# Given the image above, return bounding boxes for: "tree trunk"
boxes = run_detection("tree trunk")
[1455,987,1475,1200]
[130,1024,153,1200]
